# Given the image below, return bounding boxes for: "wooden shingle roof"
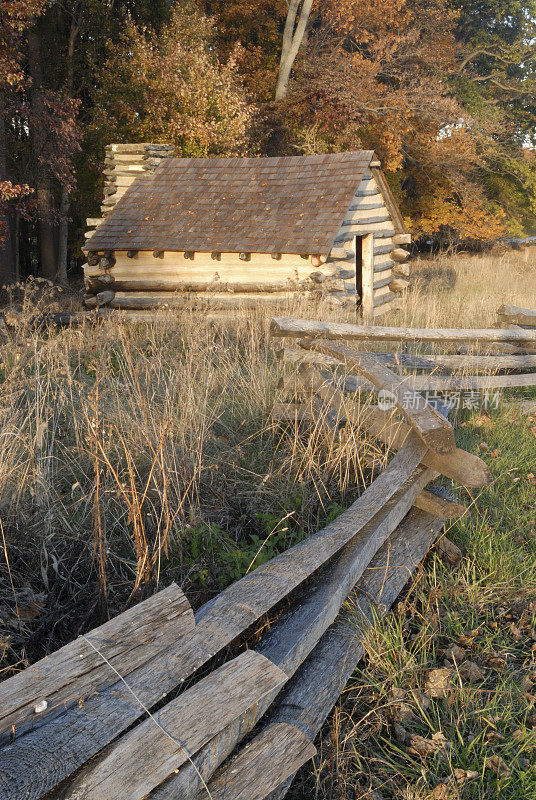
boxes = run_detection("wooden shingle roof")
[85,151,375,256]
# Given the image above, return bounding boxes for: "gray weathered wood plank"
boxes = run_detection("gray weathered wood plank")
[269,510,444,739]
[497,303,536,328]
[302,340,455,454]
[59,651,286,800]
[192,723,316,800]
[192,508,445,800]
[279,346,536,373]
[414,489,467,519]
[257,462,434,676]
[270,316,536,344]
[0,434,430,800]
[263,508,445,799]
[278,364,536,396]
[298,366,492,487]
[140,439,432,800]
[320,369,536,391]
[0,584,194,744]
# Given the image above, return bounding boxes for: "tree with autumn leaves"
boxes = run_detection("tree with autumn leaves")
[0,0,536,286]
[207,0,536,244]
[90,6,253,159]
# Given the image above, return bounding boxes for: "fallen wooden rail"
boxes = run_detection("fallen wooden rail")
[197,507,446,800]
[280,345,536,373]
[497,303,536,328]
[0,317,491,800]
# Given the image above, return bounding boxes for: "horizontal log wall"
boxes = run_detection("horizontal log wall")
[86,291,318,311]
[83,249,360,310]
[334,170,409,319]
[85,251,316,283]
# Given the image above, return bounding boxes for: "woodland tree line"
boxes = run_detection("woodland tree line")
[1,0,536,286]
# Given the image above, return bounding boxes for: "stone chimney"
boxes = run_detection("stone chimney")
[85,143,175,245]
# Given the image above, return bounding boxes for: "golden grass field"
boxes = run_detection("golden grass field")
[0,251,535,798]
[395,250,536,328]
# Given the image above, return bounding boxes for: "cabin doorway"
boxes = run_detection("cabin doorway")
[355,235,363,307]
[355,233,374,323]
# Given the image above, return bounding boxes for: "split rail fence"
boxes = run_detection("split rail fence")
[3,309,534,800]
[273,303,536,416]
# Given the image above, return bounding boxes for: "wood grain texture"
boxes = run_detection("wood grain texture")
[0,429,433,800]
[270,317,536,344]
[391,247,410,262]
[392,233,412,245]
[257,461,434,677]
[374,272,394,290]
[87,249,310,270]
[389,278,410,292]
[374,291,399,310]
[361,234,374,324]
[279,346,536,373]
[260,508,445,800]
[85,279,311,294]
[0,584,194,744]
[292,365,536,393]
[374,241,395,256]
[414,489,468,519]
[194,432,429,667]
[374,258,395,273]
[302,340,455,454]
[148,701,277,800]
[59,652,286,800]
[298,366,492,487]
[90,292,310,311]
[148,446,433,800]
[270,508,444,738]
[192,723,316,800]
[344,208,390,224]
[374,282,394,299]
[392,261,410,277]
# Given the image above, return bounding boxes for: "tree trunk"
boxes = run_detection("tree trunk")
[56,186,69,287]
[0,91,15,286]
[56,8,81,288]
[275,0,314,100]
[13,214,20,282]
[28,27,57,280]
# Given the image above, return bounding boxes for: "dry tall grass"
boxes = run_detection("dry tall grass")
[0,291,376,669]
[0,253,535,799]
[394,250,536,328]
[1,252,534,661]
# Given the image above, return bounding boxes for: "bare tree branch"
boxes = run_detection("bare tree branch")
[275,0,314,100]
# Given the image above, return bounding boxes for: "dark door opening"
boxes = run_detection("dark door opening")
[355,235,363,308]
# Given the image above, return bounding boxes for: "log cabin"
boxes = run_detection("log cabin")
[83,144,411,319]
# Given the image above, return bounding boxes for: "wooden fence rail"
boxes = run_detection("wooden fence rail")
[270,316,536,345]
[272,308,536,420]
[0,312,504,800]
